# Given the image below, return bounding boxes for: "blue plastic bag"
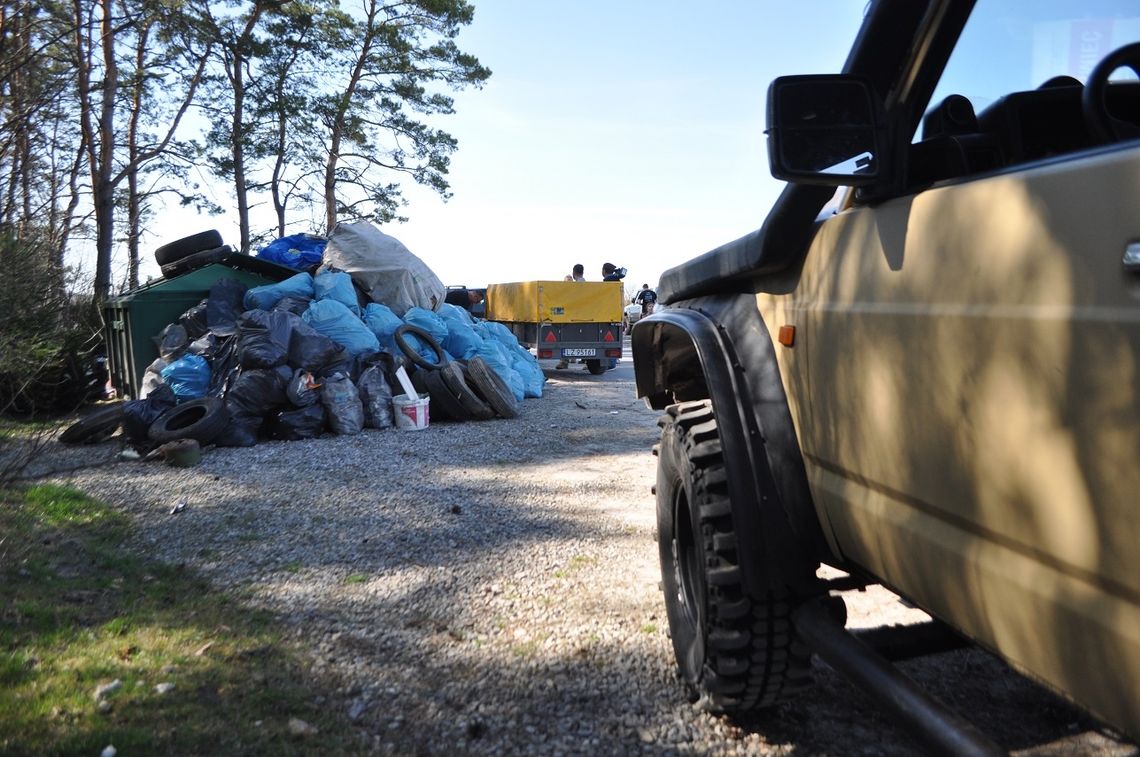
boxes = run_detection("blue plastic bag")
[255,234,327,270]
[437,304,482,360]
[160,354,211,401]
[404,307,452,364]
[314,270,360,316]
[362,303,403,353]
[510,346,545,398]
[485,320,524,351]
[244,272,315,311]
[302,300,380,356]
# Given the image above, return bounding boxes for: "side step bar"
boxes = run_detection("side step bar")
[792,598,1006,757]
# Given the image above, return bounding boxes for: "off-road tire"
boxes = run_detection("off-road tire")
[154,230,224,266]
[394,324,446,370]
[656,399,812,713]
[585,359,607,375]
[148,397,229,444]
[59,403,124,444]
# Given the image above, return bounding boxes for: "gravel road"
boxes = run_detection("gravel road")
[31,356,1140,756]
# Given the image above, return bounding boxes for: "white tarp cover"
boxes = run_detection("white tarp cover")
[322,222,445,317]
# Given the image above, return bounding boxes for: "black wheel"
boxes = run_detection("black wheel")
[154,230,224,266]
[585,359,606,375]
[59,403,124,444]
[443,363,495,421]
[148,397,229,444]
[421,367,473,421]
[393,324,446,370]
[160,245,232,278]
[656,399,811,713]
[465,356,519,419]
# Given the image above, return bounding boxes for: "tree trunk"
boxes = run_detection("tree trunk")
[323,0,377,234]
[85,0,118,300]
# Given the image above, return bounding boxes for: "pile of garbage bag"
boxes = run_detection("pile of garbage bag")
[66,223,546,452]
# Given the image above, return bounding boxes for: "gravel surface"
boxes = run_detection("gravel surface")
[26,360,1140,756]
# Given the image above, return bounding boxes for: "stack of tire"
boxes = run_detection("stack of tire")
[155,230,233,279]
[395,324,518,422]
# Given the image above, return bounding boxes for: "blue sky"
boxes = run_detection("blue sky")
[152,2,870,289]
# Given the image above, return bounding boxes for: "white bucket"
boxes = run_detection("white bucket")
[392,393,430,431]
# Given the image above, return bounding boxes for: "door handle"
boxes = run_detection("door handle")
[1125,242,1140,273]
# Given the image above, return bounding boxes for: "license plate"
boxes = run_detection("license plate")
[563,348,595,357]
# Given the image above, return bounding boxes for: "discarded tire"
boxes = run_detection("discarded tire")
[59,403,124,444]
[154,230,224,266]
[442,363,495,420]
[148,396,229,444]
[421,368,472,421]
[160,244,232,279]
[394,324,446,370]
[465,356,519,419]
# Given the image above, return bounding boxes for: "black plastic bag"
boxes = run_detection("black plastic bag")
[213,413,262,447]
[357,365,393,429]
[225,366,291,416]
[179,299,209,339]
[154,323,188,361]
[207,279,247,337]
[187,333,217,358]
[206,335,239,397]
[316,345,353,380]
[264,404,326,441]
[286,368,321,407]
[237,309,294,369]
[320,372,364,435]
[272,295,312,316]
[215,366,291,447]
[287,315,341,371]
[121,383,177,446]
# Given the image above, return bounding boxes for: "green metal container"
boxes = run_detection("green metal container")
[103,261,293,399]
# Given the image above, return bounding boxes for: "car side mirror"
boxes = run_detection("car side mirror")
[766,74,885,186]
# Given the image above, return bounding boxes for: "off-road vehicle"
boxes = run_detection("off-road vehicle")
[633,0,1140,750]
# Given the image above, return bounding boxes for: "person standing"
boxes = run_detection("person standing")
[634,283,657,316]
[601,262,626,282]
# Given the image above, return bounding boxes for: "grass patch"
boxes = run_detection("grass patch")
[343,574,367,585]
[554,554,596,579]
[0,484,360,756]
[640,623,658,635]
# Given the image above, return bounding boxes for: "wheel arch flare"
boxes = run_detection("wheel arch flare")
[631,293,828,594]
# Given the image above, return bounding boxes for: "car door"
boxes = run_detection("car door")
[790,124,1140,738]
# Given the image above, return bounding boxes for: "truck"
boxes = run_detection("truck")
[486,280,624,374]
[632,0,1140,752]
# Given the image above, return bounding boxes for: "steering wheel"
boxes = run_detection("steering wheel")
[1081,42,1140,144]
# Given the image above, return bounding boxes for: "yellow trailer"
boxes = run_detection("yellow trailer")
[486,280,624,374]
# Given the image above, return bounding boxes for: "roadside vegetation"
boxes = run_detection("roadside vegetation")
[0,483,359,755]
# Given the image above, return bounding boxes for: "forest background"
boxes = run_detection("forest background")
[0,0,489,412]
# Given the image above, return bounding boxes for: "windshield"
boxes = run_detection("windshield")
[922,0,1140,136]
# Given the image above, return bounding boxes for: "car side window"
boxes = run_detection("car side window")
[906,0,1140,189]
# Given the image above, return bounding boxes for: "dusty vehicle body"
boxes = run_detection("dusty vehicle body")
[633,0,1140,749]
